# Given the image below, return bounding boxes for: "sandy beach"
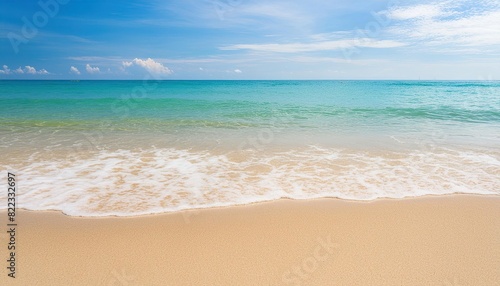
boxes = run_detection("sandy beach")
[3,0,500,285]
[1,195,499,285]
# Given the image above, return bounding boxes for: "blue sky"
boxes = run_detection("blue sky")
[1,0,499,79]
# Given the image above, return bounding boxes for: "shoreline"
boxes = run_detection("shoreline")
[5,193,498,218]
[4,145,498,217]
[1,195,499,285]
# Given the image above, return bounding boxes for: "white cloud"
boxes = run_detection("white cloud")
[0,65,10,74]
[386,1,500,48]
[25,66,37,74]
[234,69,242,73]
[70,66,81,75]
[388,4,446,20]
[220,39,405,53]
[85,64,100,74]
[122,58,172,75]
[3,65,50,75]
[214,0,500,58]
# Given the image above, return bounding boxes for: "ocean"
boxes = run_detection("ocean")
[1,80,499,216]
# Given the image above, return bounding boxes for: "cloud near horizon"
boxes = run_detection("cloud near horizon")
[70,66,81,75]
[122,58,172,75]
[0,65,49,75]
[85,64,100,74]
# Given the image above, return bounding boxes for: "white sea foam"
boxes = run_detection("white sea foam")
[1,146,498,216]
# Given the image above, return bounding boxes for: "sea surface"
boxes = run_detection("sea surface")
[1,80,499,216]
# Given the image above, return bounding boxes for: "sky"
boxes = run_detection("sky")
[0,0,499,80]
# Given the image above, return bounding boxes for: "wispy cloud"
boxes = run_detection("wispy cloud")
[153,0,317,33]
[220,39,405,53]
[227,2,314,29]
[388,4,449,20]
[385,0,500,49]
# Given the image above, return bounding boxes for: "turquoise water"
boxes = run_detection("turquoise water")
[2,80,499,125]
[1,80,499,216]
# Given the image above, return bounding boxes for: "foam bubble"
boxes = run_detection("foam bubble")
[1,146,498,216]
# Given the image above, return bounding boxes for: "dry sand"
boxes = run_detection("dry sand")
[1,195,499,285]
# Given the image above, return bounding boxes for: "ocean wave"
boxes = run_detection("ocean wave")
[1,146,498,217]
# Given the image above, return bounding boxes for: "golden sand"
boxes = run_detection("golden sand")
[1,195,499,285]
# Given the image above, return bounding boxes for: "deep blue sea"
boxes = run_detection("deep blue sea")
[1,80,499,216]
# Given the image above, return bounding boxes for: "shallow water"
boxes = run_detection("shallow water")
[1,80,499,216]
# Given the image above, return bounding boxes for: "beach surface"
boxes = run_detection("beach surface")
[1,195,499,285]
